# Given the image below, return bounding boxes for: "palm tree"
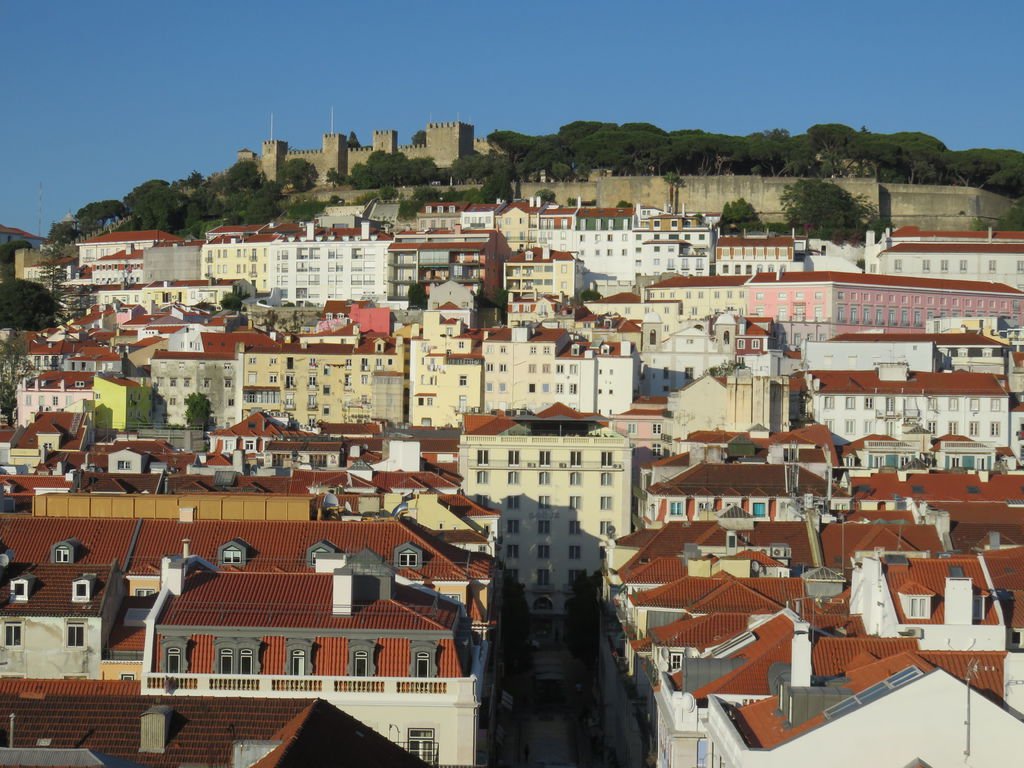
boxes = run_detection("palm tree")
[664,172,685,213]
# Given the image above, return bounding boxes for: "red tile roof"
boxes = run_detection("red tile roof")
[0,517,137,565]
[820,522,943,570]
[811,369,1008,396]
[0,563,111,617]
[749,270,1024,295]
[649,612,752,651]
[159,572,460,634]
[80,230,183,245]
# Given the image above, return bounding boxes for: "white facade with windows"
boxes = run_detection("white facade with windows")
[806,364,1010,448]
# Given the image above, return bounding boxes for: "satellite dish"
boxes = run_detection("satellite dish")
[0,554,9,570]
[681,693,696,713]
[606,525,616,537]
[322,492,340,510]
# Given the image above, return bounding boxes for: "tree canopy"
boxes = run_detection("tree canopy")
[781,179,877,241]
[0,279,59,330]
[185,392,213,428]
[280,158,319,192]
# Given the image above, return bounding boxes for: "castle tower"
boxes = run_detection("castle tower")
[261,140,288,182]
[373,129,398,154]
[425,122,474,168]
[321,133,348,179]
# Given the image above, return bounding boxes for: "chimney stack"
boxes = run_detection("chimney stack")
[790,619,812,687]
[182,538,191,559]
[332,568,353,615]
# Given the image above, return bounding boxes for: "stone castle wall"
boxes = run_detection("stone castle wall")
[520,176,1013,229]
[238,121,478,183]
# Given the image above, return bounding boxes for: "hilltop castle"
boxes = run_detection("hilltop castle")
[237,121,490,183]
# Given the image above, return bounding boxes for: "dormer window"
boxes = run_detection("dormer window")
[306,539,340,568]
[398,550,420,568]
[10,577,34,602]
[51,538,81,564]
[906,595,931,619]
[394,542,423,570]
[72,575,96,602]
[217,538,250,567]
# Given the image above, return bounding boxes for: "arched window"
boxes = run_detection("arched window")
[239,648,254,675]
[289,649,306,676]
[218,649,233,675]
[414,651,431,678]
[723,330,730,344]
[166,648,181,674]
[353,650,369,677]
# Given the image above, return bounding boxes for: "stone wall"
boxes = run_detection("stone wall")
[520,176,1013,229]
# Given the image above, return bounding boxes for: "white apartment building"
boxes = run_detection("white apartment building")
[481,326,640,416]
[716,235,796,277]
[633,209,717,277]
[269,222,391,306]
[641,315,739,395]
[878,241,1024,291]
[864,225,1024,274]
[460,407,632,616]
[806,363,1010,445]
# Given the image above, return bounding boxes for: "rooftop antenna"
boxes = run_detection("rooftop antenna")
[330,106,334,135]
[964,658,979,757]
[270,112,274,141]
[37,182,43,240]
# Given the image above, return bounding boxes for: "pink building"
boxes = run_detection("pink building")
[17,372,95,427]
[747,271,1024,348]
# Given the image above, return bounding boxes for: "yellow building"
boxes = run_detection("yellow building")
[409,312,484,427]
[201,233,276,290]
[93,375,152,431]
[242,333,409,426]
[504,247,583,300]
[496,200,544,251]
[96,278,255,308]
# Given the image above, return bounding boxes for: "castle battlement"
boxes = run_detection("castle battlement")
[239,118,478,183]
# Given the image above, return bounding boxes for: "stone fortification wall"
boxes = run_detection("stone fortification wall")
[520,176,1013,229]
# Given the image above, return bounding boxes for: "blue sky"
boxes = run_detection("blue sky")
[2,0,1022,235]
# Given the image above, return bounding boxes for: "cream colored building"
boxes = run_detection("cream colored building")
[409,312,484,428]
[504,247,584,300]
[460,406,632,615]
[96,279,254,308]
[480,326,640,416]
[496,199,546,251]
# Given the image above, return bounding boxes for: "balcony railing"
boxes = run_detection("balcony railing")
[143,673,473,701]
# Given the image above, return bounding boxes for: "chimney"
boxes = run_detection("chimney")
[988,227,993,243]
[232,449,244,473]
[161,556,186,596]
[944,575,973,625]
[182,538,191,559]
[139,705,173,754]
[332,569,353,615]
[790,619,812,687]
[305,221,315,240]
[360,219,370,239]
[988,531,1000,551]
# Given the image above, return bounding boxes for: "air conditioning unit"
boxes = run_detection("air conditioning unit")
[559,462,568,468]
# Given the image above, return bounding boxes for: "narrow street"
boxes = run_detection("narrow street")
[498,644,601,768]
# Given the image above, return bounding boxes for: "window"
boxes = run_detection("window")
[536,569,551,586]
[600,496,613,511]
[669,501,684,517]
[907,596,929,619]
[845,397,856,409]
[538,450,551,466]
[990,422,1001,437]
[569,545,581,560]
[4,623,22,647]
[600,472,613,486]
[414,651,431,678]
[476,450,489,466]
[219,648,233,674]
[538,471,551,485]
[537,544,550,559]
[508,449,520,466]
[289,649,307,676]
[475,470,489,484]
[352,649,370,677]
[569,520,582,535]
[221,547,243,565]
[569,495,582,510]
[239,648,254,675]
[507,471,520,485]
[969,421,979,437]
[600,521,614,535]
[505,544,519,559]
[537,519,551,534]
[393,546,421,568]
[54,547,71,564]
[600,451,614,467]
[66,623,85,648]
[165,648,182,674]
[408,729,436,764]
[506,519,520,535]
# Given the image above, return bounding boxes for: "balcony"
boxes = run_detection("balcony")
[143,673,473,703]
